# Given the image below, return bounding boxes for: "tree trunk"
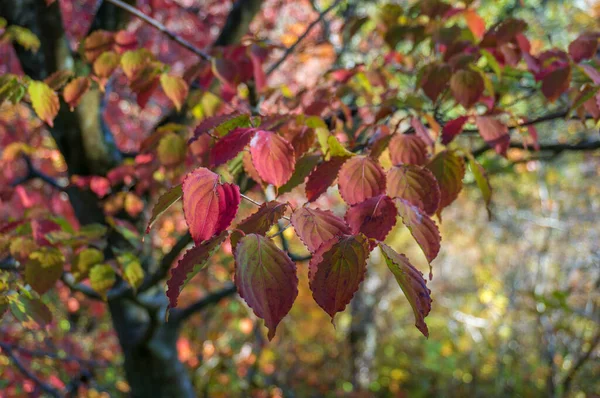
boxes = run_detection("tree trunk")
[108,298,195,398]
[1,2,197,395]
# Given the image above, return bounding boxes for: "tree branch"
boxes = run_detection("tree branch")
[266,0,343,76]
[473,139,600,158]
[213,0,264,47]
[0,342,62,398]
[10,155,66,190]
[138,232,193,293]
[104,0,211,61]
[169,283,237,324]
[562,329,600,394]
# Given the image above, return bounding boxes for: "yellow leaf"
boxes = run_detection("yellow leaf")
[120,49,154,79]
[157,132,186,167]
[93,51,120,78]
[89,264,116,297]
[28,81,59,127]
[160,73,188,111]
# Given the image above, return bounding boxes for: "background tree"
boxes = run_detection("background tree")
[0,0,598,396]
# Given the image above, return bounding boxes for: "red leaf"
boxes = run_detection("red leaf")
[345,195,397,241]
[419,62,452,101]
[387,165,440,216]
[568,34,599,63]
[450,69,484,109]
[249,130,295,187]
[338,156,386,205]
[395,199,441,267]
[305,156,347,202]
[541,65,571,103]
[475,115,510,156]
[441,116,468,145]
[309,234,370,320]
[291,207,351,252]
[425,151,465,217]
[216,183,241,233]
[166,231,228,309]
[210,127,257,167]
[388,134,428,166]
[235,234,298,340]
[182,168,239,244]
[379,243,432,337]
[411,117,434,148]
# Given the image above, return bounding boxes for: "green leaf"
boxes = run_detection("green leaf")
[28,81,59,127]
[8,26,40,52]
[278,154,321,195]
[146,184,182,233]
[9,290,52,329]
[72,248,104,282]
[89,264,116,297]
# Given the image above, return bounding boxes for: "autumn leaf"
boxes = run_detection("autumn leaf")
[441,116,468,145]
[249,130,295,187]
[166,231,228,308]
[568,34,598,63]
[291,207,351,252]
[93,51,119,78]
[426,150,465,217]
[84,30,115,62]
[63,77,90,110]
[464,9,486,39]
[278,153,320,195]
[387,164,440,216]
[72,248,104,282]
[419,62,451,101]
[388,134,428,166]
[379,243,432,337]
[44,70,73,90]
[541,65,571,103]
[120,49,154,79]
[338,156,386,205]
[450,69,484,109]
[309,234,370,320]
[235,234,298,340]
[305,156,347,202]
[235,201,289,237]
[345,195,397,241]
[475,115,510,156]
[160,73,189,111]
[215,183,241,233]
[182,167,221,242]
[28,81,59,126]
[26,248,64,294]
[210,127,257,167]
[395,199,441,269]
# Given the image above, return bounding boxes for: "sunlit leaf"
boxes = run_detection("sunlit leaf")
[249,130,295,187]
[475,115,510,156]
[28,81,59,127]
[291,207,351,252]
[338,156,386,205]
[160,73,189,111]
[63,77,90,110]
[182,168,221,244]
[389,134,428,166]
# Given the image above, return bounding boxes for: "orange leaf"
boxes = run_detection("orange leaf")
[28,81,59,127]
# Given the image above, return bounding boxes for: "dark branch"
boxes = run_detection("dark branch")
[473,139,600,158]
[0,342,62,398]
[138,232,193,293]
[169,283,237,324]
[562,330,600,394]
[214,0,264,47]
[104,0,211,61]
[10,155,65,190]
[266,0,343,76]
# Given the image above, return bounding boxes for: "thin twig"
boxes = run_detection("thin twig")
[169,283,237,324]
[241,194,291,221]
[0,342,62,398]
[473,138,600,158]
[105,0,211,61]
[266,0,343,76]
